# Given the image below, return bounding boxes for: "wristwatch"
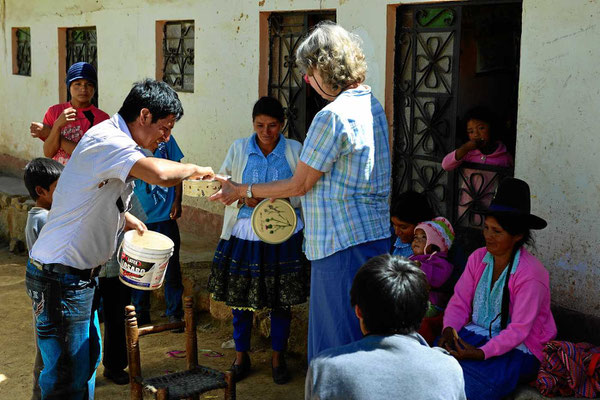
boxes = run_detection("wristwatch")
[246,183,253,199]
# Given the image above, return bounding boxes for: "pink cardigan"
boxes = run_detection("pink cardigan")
[443,247,557,361]
[442,142,513,171]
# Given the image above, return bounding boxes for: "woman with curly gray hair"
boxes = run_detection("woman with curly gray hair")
[211,21,391,363]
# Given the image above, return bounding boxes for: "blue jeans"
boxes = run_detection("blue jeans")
[25,261,101,400]
[308,237,391,363]
[131,219,183,319]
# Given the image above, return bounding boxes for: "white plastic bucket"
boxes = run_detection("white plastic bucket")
[118,230,174,291]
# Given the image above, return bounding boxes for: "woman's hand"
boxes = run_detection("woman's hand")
[447,336,485,360]
[438,326,458,352]
[210,176,243,206]
[55,107,77,129]
[124,212,147,235]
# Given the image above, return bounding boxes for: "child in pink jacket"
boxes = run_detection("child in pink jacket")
[409,217,455,344]
[442,107,513,225]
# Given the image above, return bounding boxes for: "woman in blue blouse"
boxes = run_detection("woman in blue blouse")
[207,97,309,385]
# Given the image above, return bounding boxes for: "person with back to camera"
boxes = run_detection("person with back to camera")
[390,190,436,258]
[23,157,64,400]
[30,62,110,165]
[211,22,391,363]
[305,254,466,400]
[26,78,214,399]
[207,96,309,384]
[438,178,557,400]
[409,217,455,345]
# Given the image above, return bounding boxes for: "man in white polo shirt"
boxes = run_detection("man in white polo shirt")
[26,79,213,399]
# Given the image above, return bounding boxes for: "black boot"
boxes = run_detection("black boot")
[231,352,251,382]
[272,353,291,385]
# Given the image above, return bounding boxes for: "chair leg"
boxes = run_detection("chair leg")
[125,305,143,400]
[224,369,236,400]
[157,387,169,400]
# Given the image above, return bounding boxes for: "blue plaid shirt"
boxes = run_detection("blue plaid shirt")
[300,86,391,260]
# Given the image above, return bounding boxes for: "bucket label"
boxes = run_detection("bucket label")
[120,251,154,278]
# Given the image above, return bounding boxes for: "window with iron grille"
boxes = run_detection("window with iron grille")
[161,20,194,92]
[66,27,98,106]
[13,27,31,76]
[267,11,335,143]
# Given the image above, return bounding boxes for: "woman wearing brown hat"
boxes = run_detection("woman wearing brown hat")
[438,178,557,400]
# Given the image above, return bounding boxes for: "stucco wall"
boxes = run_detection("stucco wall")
[1,0,598,318]
[0,0,394,168]
[0,0,400,209]
[517,0,600,316]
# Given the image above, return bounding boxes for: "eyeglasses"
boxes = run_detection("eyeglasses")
[303,74,310,84]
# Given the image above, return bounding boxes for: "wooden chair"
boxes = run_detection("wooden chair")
[125,296,235,400]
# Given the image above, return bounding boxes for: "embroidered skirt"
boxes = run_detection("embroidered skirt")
[208,217,309,310]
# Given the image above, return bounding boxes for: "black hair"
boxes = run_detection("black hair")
[391,191,435,225]
[350,254,429,335]
[490,214,534,249]
[118,79,184,123]
[252,96,285,123]
[24,158,64,200]
[484,213,534,331]
[463,106,499,142]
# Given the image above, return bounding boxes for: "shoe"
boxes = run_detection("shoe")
[272,355,291,385]
[103,368,130,385]
[168,315,184,333]
[231,353,251,383]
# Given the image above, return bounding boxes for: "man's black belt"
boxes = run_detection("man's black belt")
[30,259,99,280]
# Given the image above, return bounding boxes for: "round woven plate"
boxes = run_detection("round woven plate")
[251,199,297,244]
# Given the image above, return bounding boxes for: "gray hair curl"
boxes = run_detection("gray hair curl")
[295,21,367,91]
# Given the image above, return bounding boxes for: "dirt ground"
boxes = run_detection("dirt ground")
[0,246,306,399]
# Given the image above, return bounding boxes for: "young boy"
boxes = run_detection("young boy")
[24,157,64,251]
[131,136,184,327]
[306,254,466,400]
[23,157,64,400]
